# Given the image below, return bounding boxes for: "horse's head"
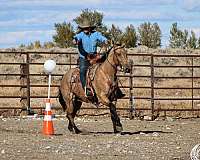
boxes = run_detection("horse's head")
[112,45,131,73]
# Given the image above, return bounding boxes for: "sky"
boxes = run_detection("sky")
[1,0,200,48]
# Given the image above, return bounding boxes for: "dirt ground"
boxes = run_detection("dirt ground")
[0,115,200,160]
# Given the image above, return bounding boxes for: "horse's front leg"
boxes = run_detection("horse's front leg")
[109,102,123,133]
[100,94,123,133]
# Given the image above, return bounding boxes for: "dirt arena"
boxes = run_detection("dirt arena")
[0,115,200,160]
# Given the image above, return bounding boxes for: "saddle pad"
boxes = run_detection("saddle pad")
[87,64,100,81]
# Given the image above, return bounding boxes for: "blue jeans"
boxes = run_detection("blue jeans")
[79,57,90,89]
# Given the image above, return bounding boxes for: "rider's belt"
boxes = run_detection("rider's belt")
[87,52,97,59]
[88,52,97,55]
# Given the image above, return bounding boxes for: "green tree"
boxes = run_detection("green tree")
[73,8,110,39]
[43,42,55,49]
[34,40,41,49]
[53,22,75,48]
[197,37,200,49]
[98,24,110,39]
[108,24,123,44]
[187,31,197,49]
[151,23,161,48]
[27,42,34,49]
[182,30,188,49]
[138,22,161,48]
[138,22,151,47]
[19,44,26,48]
[122,24,137,48]
[169,23,180,48]
[74,9,104,29]
[169,22,188,49]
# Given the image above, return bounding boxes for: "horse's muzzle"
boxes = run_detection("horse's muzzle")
[122,65,131,73]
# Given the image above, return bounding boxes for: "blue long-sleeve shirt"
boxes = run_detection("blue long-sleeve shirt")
[74,31,107,59]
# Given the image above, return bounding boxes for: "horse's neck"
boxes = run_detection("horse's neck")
[100,52,117,76]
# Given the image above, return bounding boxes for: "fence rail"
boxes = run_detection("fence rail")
[1,51,200,119]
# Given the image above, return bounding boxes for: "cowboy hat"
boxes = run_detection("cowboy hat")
[78,20,96,29]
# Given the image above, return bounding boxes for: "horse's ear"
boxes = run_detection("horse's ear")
[121,43,125,48]
[110,39,115,46]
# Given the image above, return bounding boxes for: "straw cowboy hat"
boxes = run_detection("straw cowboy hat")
[78,20,96,29]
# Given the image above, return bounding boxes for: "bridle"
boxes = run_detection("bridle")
[106,46,126,72]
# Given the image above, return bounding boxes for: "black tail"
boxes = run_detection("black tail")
[58,89,67,111]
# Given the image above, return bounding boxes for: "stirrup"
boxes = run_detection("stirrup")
[85,87,93,97]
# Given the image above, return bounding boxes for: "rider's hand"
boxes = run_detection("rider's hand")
[73,38,79,45]
[87,54,100,64]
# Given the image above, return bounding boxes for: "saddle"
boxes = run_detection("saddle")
[70,53,107,103]
[87,54,101,64]
[85,64,99,97]
[70,64,99,100]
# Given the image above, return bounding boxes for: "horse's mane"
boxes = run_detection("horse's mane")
[99,44,125,63]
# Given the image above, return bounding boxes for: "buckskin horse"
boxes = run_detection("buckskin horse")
[58,45,130,134]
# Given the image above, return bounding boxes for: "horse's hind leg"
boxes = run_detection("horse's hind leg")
[72,96,82,117]
[66,96,82,134]
[71,96,82,132]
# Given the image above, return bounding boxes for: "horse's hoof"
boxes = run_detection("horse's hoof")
[114,126,123,133]
[68,127,74,132]
[75,129,82,134]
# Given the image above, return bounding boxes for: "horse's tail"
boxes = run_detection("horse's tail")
[58,89,67,111]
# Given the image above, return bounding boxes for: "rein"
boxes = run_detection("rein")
[105,46,122,71]
[106,56,117,71]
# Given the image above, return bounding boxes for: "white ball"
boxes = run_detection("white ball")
[44,59,56,74]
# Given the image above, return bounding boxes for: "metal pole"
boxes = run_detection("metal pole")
[129,60,134,119]
[192,57,194,110]
[26,53,31,114]
[69,53,72,69]
[151,54,155,120]
[48,74,51,99]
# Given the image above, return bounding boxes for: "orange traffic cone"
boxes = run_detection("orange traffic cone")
[42,99,54,135]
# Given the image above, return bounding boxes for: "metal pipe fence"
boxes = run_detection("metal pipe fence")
[1,51,200,119]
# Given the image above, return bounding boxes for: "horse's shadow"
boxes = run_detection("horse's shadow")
[81,130,173,135]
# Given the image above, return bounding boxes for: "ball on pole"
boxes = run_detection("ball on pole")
[44,60,56,74]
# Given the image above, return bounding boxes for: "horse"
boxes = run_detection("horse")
[58,45,130,134]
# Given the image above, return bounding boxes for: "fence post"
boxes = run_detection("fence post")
[20,52,31,115]
[69,52,72,69]
[26,52,31,113]
[191,57,194,110]
[129,60,134,119]
[151,54,155,120]
[20,61,27,115]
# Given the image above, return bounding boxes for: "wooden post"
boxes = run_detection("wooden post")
[129,60,134,119]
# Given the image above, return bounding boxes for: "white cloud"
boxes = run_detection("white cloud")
[182,0,200,11]
[0,0,101,9]
[0,30,55,47]
[0,0,200,48]
[101,0,176,5]
[0,10,79,29]
[104,10,185,21]
[1,0,174,7]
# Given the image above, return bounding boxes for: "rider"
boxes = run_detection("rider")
[73,19,125,98]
